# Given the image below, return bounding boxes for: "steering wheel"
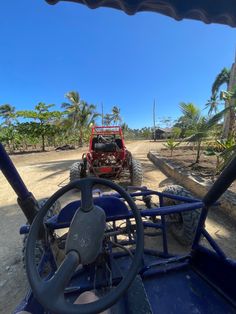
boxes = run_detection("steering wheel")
[25,178,144,314]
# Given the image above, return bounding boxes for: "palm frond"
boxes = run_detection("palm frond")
[211,67,230,95]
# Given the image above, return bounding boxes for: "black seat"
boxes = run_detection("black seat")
[115,139,123,149]
[92,137,98,150]
[94,142,117,152]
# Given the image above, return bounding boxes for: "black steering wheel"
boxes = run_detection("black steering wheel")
[25,178,144,314]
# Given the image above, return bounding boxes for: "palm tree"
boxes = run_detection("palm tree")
[62,91,81,128]
[175,102,200,138]
[77,101,100,146]
[0,104,15,126]
[180,103,229,164]
[103,114,112,126]
[211,68,230,95]
[205,93,219,115]
[210,67,235,139]
[111,106,122,125]
[179,102,200,121]
[121,122,129,133]
[62,92,100,146]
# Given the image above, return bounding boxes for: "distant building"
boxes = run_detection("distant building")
[153,127,172,139]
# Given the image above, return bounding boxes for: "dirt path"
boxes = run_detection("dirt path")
[0,140,235,313]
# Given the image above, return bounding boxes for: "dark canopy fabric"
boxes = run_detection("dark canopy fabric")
[46,0,236,27]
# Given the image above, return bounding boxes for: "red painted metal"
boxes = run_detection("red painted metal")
[84,126,131,179]
[99,167,113,173]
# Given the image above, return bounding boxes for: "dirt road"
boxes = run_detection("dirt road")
[0,140,235,313]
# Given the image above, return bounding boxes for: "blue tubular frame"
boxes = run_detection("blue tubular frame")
[193,155,236,252]
[0,143,30,200]
[0,143,38,223]
[39,201,204,230]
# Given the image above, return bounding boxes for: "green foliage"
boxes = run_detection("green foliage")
[211,68,230,95]
[205,137,236,173]
[111,106,122,125]
[103,114,112,126]
[0,104,16,126]
[178,103,227,164]
[174,103,200,138]
[121,123,129,134]
[205,93,219,115]
[171,127,181,139]
[62,92,100,146]
[17,103,62,151]
[163,139,181,156]
[208,67,236,139]
[103,106,122,126]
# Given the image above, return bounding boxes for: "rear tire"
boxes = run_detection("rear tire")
[69,161,82,182]
[130,159,143,186]
[22,199,61,269]
[162,185,201,246]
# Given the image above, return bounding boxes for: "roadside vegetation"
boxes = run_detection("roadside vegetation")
[0,91,153,153]
[162,64,236,175]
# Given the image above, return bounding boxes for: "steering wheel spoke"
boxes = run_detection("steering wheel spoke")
[45,251,79,295]
[80,180,94,212]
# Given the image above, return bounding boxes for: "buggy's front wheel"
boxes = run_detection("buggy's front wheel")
[22,199,61,269]
[69,161,82,182]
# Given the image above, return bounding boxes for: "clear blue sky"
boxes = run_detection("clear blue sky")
[0,1,235,128]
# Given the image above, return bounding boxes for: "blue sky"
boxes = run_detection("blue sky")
[0,1,235,128]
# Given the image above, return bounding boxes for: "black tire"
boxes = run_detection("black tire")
[130,158,143,186]
[22,199,61,268]
[69,161,82,182]
[162,185,201,246]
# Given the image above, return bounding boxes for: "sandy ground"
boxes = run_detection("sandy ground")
[0,140,236,313]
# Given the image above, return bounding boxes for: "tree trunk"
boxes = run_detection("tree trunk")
[78,128,83,147]
[222,59,236,139]
[228,104,235,138]
[195,141,201,163]
[221,101,235,139]
[42,134,45,152]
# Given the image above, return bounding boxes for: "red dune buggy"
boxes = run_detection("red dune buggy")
[69,126,143,186]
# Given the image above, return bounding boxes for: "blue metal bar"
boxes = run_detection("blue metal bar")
[141,261,189,278]
[161,215,168,256]
[203,155,236,207]
[201,229,227,260]
[159,195,168,256]
[45,202,204,230]
[111,190,201,203]
[141,202,203,216]
[0,143,31,200]
[193,155,236,247]
[0,143,38,223]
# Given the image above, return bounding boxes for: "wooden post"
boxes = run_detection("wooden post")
[101,102,104,125]
[153,99,156,141]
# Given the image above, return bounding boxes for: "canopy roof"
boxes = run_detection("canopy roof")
[46,0,236,27]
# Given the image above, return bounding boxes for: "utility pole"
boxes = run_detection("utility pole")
[153,99,156,141]
[101,102,104,125]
